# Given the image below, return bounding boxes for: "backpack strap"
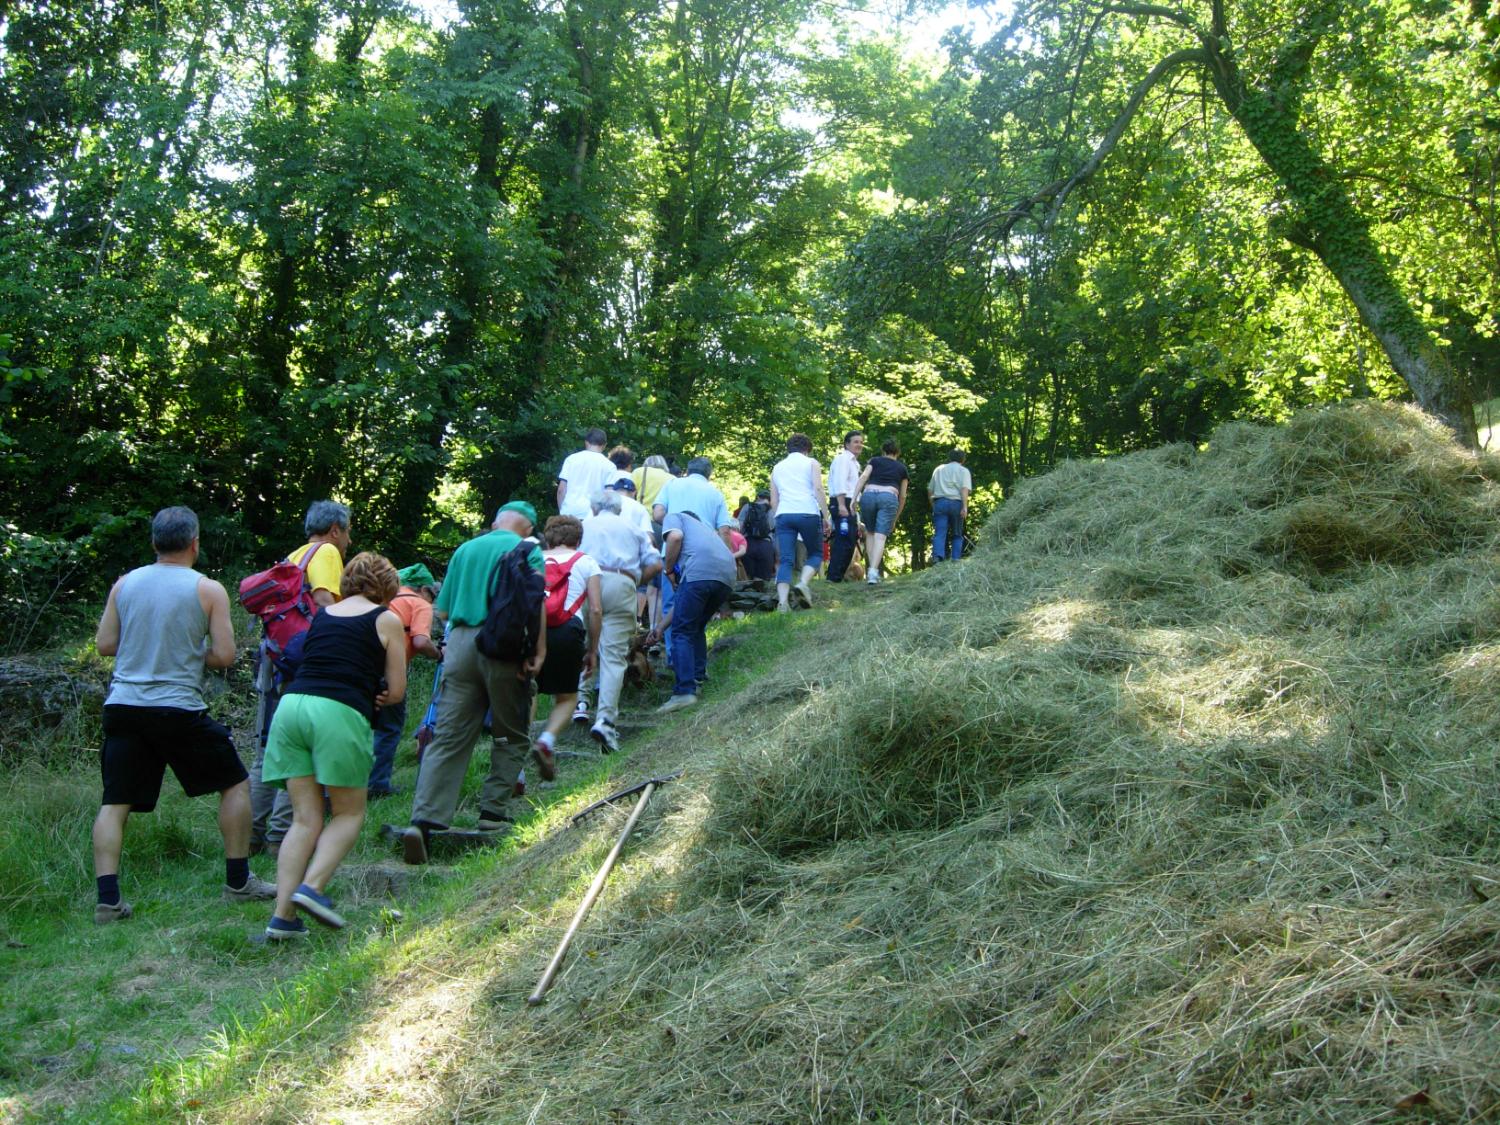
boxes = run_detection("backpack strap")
[549,551,589,618]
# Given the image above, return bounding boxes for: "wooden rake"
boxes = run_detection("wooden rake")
[526,771,682,1006]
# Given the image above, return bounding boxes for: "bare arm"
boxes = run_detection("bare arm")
[411,633,443,661]
[662,530,683,582]
[768,480,780,516]
[960,486,972,516]
[895,480,908,524]
[200,578,237,669]
[523,602,547,679]
[312,588,336,608]
[556,479,567,510]
[853,464,873,504]
[812,462,832,532]
[95,578,125,657]
[375,610,407,705]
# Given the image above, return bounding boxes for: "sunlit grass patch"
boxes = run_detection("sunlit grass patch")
[79,403,1500,1122]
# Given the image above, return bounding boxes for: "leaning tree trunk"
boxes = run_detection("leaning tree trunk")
[1199,37,1479,446]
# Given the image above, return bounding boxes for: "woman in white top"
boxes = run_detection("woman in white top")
[768,432,831,611]
[535,516,603,761]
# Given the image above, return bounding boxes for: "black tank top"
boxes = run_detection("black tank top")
[286,606,387,723]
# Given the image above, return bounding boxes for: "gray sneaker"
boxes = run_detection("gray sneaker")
[657,693,699,714]
[224,874,278,902]
[94,900,133,925]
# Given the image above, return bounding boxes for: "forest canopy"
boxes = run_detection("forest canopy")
[2,0,1496,601]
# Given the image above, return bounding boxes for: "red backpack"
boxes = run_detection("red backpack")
[543,551,588,628]
[238,543,328,672]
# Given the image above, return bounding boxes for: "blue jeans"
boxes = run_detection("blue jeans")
[932,498,965,560]
[369,697,407,792]
[860,490,898,535]
[669,580,731,696]
[776,513,823,584]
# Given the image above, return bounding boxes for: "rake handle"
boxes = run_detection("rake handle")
[527,780,658,1006]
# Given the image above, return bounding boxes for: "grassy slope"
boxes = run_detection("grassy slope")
[23,400,1500,1122]
[0,619,704,1121]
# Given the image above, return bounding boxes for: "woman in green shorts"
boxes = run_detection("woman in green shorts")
[261,552,407,940]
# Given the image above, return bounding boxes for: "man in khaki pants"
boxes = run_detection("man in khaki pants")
[579,487,662,753]
[402,501,549,864]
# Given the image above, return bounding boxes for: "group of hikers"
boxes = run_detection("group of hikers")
[89,428,975,940]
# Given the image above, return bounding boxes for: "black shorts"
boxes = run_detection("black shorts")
[101,704,249,812]
[536,616,586,696]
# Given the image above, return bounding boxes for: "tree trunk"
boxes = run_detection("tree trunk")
[1219,84,1478,445]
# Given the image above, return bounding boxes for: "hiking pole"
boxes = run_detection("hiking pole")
[527,772,681,1007]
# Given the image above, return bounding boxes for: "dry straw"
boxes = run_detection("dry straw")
[383,404,1500,1121]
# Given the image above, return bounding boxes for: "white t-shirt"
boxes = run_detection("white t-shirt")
[557,449,616,518]
[619,493,655,539]
[544,549,601,619]
[771,451,822,516]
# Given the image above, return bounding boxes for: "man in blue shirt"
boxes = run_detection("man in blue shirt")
[651,509,736,713]
[650,457,734,655]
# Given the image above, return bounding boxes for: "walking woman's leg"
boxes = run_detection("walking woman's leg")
[273,774,325,921]
[300,784,368,894]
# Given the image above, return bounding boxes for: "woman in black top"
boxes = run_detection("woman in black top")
[853,439,910,585]
[261,552,406,939]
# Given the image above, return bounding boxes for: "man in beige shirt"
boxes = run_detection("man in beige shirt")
[928,449,973,561]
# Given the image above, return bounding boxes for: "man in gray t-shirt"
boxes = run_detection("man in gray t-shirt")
[91,506,274,925]
[654,511,736,711]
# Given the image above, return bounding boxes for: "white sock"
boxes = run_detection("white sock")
[537,731,556,750]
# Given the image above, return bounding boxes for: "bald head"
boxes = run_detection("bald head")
[493,511,534,536]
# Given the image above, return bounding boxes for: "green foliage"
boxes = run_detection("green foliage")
[1,0,1495,584]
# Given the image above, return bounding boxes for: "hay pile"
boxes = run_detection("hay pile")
[459,403,1500,1121]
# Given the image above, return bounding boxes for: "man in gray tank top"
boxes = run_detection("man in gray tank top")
[91,507,276,923]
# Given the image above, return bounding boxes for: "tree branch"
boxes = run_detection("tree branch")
[1105,2,1203,35]
[1032,47,1208,233]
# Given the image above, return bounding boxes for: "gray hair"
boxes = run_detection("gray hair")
[687,456,712,478]
[151,506,199,554]
[645,454,668,470]
[305,500,351,537]
[591,490,623,515]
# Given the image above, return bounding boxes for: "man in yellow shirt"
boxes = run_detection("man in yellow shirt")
[251,500,351,854]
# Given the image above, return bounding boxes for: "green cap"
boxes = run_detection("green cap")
[496,500,538,527]
[397,563,435,588]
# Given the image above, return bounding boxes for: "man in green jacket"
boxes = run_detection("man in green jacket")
[402,502,548,864]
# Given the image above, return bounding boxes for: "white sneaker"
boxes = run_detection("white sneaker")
[590,722,620,754]
[572,700,590,725]
[867,569,879,585]
[794,581,813,607]
[657,693,699,714]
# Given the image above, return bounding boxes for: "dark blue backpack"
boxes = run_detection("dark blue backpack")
[476,543,545,662]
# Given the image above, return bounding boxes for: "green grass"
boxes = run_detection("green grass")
[73,402,1500,1125]
[0,596,827,1122]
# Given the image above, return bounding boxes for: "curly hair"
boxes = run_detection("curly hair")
[340,552,399,604]
[543,515,584,548]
